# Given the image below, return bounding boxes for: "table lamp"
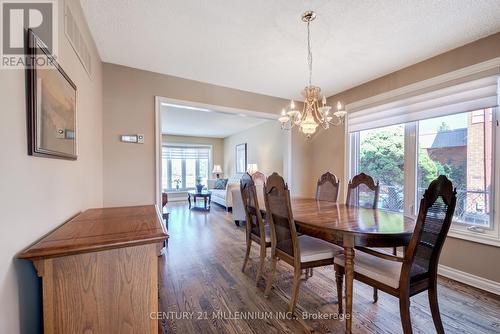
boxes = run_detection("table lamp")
[247,163,258,175]
[212,165,222,178]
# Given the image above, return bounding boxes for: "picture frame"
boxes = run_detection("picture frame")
[235,143,247,174]
[26,29,77,160]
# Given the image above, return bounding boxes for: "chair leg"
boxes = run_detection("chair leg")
[373,288,378,303]
[255,245,266,285]
[289,266,302,314]
[301,268,313,280]
[264,256,277,297]
[428,281,445,334]
[334,264,343,314]
[399,294,413,334]
[301,268,307,279]
[241,239,251,272]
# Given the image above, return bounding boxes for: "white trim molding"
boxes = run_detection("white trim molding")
[155,96,162,209]
[438,264,500,296]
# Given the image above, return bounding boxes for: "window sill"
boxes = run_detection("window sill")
[405,213,500,247]
[447,227,500,248]
[166,190,188,194]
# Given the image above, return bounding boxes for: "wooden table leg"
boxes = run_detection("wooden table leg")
[343,235,355,334]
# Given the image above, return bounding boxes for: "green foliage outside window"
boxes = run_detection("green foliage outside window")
[359,125,465,190]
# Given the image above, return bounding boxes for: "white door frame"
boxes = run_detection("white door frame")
[154,96,286,208]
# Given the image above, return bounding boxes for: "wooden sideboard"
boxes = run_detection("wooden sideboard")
[18,205,168,334]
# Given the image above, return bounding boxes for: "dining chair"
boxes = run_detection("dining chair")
[251,171,266,209]
[346,172,385,301]
[162,192,169,247]
[334,175,456,334]
[316,172,340,202]
[263,172,343,313]
[346,172,379,209]
[241,173,271,285]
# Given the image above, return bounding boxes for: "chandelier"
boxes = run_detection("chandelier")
[279,11,346,138]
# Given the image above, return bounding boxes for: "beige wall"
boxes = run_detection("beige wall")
[0,1,103,333]
[162,134,224,200]
[290,128,316,198]
[103,63,291,207]
[314,32,500,283]
[223,121,285,178]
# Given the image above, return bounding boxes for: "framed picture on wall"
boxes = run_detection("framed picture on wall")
[26,29,78,160]
[235,143,247,174]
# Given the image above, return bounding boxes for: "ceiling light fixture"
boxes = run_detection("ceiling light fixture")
[279,11,346,138]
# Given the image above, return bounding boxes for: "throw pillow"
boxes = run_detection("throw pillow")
[214,178,228,189]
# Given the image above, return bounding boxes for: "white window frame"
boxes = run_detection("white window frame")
[162,143,213,193]
[348,109,500,246]
[345,69,500,247]
[446,107,499,246]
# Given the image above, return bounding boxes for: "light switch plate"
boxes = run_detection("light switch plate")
[121,135,137,143]
[120,134,144,144]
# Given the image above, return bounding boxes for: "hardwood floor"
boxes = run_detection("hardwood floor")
[159,202,500,334]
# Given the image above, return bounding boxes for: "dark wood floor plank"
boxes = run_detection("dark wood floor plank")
[159,203,500,334]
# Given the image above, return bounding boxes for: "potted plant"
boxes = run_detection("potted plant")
[195,176,204,193]
[173,178,181,191]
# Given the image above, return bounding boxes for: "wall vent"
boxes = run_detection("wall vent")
[65,3,92,77]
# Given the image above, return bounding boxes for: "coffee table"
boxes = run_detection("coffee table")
[187,190,212,211]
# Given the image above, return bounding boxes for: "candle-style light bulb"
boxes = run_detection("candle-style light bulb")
[337,101,342,110]
[290,100,295,109]
[322,95,327,106]
[281,108,286,116]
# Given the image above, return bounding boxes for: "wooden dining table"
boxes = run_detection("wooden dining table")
[287,198,415,333]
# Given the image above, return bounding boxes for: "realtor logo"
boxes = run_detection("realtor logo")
[1,0,57,68]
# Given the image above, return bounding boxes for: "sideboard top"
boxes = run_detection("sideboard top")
[18,205,168,260]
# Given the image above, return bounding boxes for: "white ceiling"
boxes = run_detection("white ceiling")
[81,0,500,100]
[161,104,270,138]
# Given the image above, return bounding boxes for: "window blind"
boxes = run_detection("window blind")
[347,76,499,133]
[162,146,210,160]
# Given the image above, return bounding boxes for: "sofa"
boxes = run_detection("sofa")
[207,177,241,210]
[231,188,246,225]
[230,176,266,226]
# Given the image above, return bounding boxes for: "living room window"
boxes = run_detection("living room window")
[162,145,211,191]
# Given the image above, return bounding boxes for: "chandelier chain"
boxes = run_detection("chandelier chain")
[307,21,312,85]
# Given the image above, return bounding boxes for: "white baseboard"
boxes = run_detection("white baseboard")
[438,264,500,296]
[396,250,500,296]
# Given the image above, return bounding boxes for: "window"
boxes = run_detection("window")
[350,108,497,237]
[352,124,405,212]
[162,145,211,191]
[346,74,500,245]
[417,110,494,228]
